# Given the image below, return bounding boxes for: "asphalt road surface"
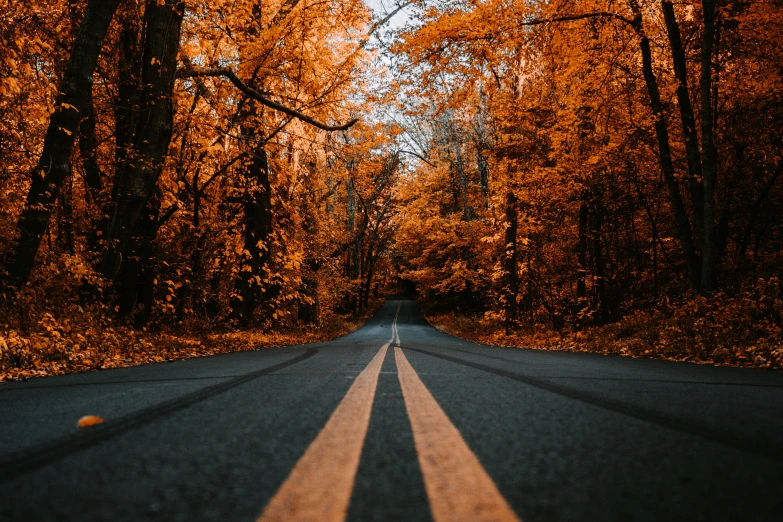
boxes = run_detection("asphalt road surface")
[2,299,782,521]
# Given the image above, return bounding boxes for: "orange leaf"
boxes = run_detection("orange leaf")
[77,415,105,428]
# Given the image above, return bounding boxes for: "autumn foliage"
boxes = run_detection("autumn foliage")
[391,0,782,367]
[0,0,396,379]
[1,0,782,378]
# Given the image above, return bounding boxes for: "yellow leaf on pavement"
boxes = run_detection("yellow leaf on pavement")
[77,415,104,428]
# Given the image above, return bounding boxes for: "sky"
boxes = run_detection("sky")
[364,0,414,31]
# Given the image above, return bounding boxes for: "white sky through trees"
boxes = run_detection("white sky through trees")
[364,0,413,31]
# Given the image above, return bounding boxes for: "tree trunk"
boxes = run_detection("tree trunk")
[115,190,160,324]
[477,150,489,197]
[206,262,223,319]
[230,145,274,328]
[739,161,783,259]
[4,0,122,288]
[114,5,143,172]
[78,100,104,205]
[177,168,204,322]
[298,277,320,326]
[100,0,184,287]
[503,192,519,334]
[345,178,359,312]
[577,200,588,302]
[361,243,377,313]
[57,186,75,255]
[700,0,719,293]
[591,203,608,325]
[453,140,471,221]
[661,0,704,235]
[629,0,701,290]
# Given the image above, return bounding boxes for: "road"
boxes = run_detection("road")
[1,299,782,521]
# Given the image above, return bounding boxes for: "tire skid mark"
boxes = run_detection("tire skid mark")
[0,348,318,482]
[404,346,783,462]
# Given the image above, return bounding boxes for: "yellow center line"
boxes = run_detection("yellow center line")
[257,342,389,522]
[395,346,522,522]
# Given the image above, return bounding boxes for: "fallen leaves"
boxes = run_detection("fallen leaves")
[426,293,783,370]
[77,415,105,428]
[0,300,385,382]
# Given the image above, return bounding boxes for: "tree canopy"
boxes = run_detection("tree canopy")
[1,0,781,373]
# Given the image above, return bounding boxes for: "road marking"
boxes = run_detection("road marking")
[257,343,389,522]
[395,347,522,522]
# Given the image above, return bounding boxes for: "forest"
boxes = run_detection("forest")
[1,0,782,380]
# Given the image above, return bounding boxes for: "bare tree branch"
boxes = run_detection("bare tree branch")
[356,1,414,50]
[399,149,436,167]
[177,66,359,131]
[521,12,635,27]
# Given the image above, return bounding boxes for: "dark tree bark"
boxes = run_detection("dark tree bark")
[591,202,608,325]
[206,257,224,320]
[56,185,75,255]
[80,91,111,259]
[230,145,275,328]
[78,100,104,204]
[100,0,184,287]
[453,141,472,221]
[577,200,588,302]
[700,0,719,292]
[629,0,702,290]
[661,0,705,236]
[359,241,374,314]
[114,5,143,172]
[360,226,391,314]
[503,192,519,334]
[175,166,205,322]
[739,161,783,259]
[478,151,490,197]
[86,5,143,259]
[115,189,160,321]
[346,179,361,313]
[4,0,122,288]
[298,277,321,326]
[179,67,359,132]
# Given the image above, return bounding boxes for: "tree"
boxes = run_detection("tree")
[3,0,122,288]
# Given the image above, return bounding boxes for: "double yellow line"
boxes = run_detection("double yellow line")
[258,303,520,522]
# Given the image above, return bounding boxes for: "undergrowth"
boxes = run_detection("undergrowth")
[0,283,384,382]
[427,277,783,369]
